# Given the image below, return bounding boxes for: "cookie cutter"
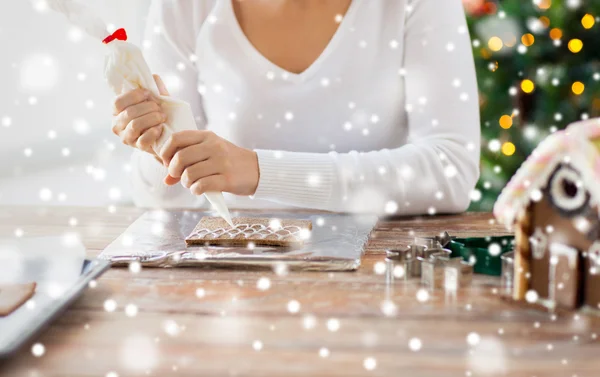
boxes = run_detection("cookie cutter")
[385,248,417,283]
[385,232,454,279]
[420,251,474,291]
[500,251,514,297]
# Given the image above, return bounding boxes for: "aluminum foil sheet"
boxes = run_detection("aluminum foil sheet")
[99,211,378,271]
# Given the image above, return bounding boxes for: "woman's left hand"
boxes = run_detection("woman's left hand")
[159,130,259,196]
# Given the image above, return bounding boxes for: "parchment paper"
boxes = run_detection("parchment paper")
[99,211,378,271]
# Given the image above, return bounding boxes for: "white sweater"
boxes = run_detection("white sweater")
[131,0,481,215]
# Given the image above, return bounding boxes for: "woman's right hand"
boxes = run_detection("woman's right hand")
[111,75,169,160]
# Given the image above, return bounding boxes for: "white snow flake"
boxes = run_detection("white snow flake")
[31,343,45,357]
[257,277,271,291]
[363,357,377,371]
[327,318,340,332]
[409,338,422,351]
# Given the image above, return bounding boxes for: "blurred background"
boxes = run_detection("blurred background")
[465,0,600,210]
[1,0,599,210]
[0,0,150,207]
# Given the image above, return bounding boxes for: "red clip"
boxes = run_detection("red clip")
[102,28,128,44]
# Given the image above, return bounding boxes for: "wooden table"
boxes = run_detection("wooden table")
[1,206,599,377]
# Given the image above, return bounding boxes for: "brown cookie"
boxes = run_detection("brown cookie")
[0,282,36,317]
[186,217,312,247]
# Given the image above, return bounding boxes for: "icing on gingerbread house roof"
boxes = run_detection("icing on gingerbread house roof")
[494,118,600,230]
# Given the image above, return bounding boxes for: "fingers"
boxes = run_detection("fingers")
[122,101,162,123]
[154,74,170,96]
[136,126,163,154]
[113,101,162,136]
[164,174,180,186]
[180,159,221,188]
[189,175,227,196]
[167,144,210,179]
[159,130,212,166]
[113,88,149,115]
[121,112,167,145]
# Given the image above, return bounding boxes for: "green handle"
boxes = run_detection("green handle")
[447,236,515,276]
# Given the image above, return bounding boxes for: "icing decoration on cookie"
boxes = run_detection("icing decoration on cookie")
[545,164,589,215]
[102,28,127,44]
[589,242,600,269]
[529,228,548,260]
[189,223,305,241]
[494,118,600,230]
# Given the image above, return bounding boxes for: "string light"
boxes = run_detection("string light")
[582,14,595,29]
[502,142,516,156]
[499,115,513,129]
[572,81,585,95]
[549,28,562,40]
[539,16,551,28]
[568,39,583,53]
[488,37,503,52]
[521,79,535,93]
[521,34,535,46]
[535,0,552,10]
[503,34,517,48]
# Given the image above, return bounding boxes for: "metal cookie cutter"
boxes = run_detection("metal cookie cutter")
[385,242,440,280]
[385,231,456,282]
[420,251,474,291]
[385,248,418,283]
[500,251,515,297]
[410,232,454,276]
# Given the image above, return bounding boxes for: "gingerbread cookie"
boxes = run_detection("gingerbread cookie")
[186,217,312,247]
[0,282,36,316]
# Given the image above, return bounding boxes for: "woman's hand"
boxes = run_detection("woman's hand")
[111,75,169,159]
[159,130,260,196]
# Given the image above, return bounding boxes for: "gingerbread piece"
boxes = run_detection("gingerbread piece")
[513,208,532,301]
[186,217,312,247]
[548,243,581,309]
[0,282,36,316]
[584,242,600,310]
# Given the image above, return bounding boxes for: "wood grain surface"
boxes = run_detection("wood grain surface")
[0,206,599,377]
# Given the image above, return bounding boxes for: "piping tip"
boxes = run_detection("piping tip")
[222,212,234,228]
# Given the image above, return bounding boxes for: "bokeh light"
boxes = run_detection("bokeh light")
[502,142,516,156]
[521,33,535,46]
[488,37,503,52]
[521,79,535,93]
[582,14,595,29]
[535,0,552,10]
[499,115,513,129]
[568,39,583,53]
[572,81,585,95]
[549,28,562,40]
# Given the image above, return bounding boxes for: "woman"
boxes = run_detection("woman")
[112,0,480,214]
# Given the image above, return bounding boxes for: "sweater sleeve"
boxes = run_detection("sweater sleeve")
[253,0,481,215]
[129,0,215,208]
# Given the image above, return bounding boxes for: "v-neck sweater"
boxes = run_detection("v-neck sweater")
[131,0,481,215]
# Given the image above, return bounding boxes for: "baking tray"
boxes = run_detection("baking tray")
[0,258,110,358]
[99,210,378,271]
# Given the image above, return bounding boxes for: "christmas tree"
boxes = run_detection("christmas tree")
[464,0,600,210]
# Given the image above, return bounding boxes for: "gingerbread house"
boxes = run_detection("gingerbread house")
[494,119,600,311]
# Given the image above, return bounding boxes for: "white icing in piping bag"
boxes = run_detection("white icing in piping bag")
[47,0,234,227]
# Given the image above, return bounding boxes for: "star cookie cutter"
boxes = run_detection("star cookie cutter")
[385,232,474,290]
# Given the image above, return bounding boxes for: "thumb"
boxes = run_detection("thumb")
[153,74,170,96]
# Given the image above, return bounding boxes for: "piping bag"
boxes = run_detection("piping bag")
[47,0,233,227]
